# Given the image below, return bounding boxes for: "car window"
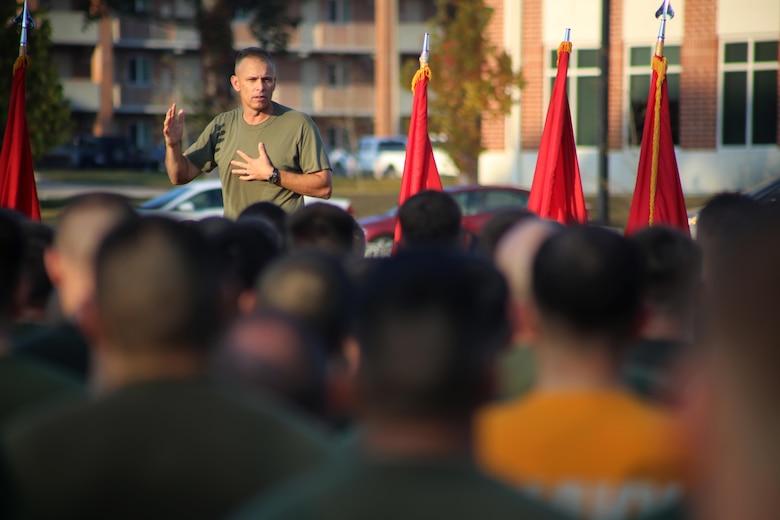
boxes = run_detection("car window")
[377,141,407,153]
[451,191,480,216]
[482,190,530,212]
[186,188,223,210]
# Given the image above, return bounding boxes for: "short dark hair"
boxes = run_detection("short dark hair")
[0,210,25,322]
[533,226,644,343]
[630,226,702,315]
[356,249,510,420]
[697,192,762,246]
[20,221,54,310]
[398,190,462,249]
[95,217,222,352]
[235,47,276,74]
[208,219,282,291]
[288,203,358,258]
[477,209,537,260]
[238,201,288,248]
[257,252,355,357]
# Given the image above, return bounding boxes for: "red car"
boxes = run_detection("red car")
[360,185,531,257]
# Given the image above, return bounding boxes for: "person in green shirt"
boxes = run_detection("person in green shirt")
[163,47,332,219]
[229,249,571,520]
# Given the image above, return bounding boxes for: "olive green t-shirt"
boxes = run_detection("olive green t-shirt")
[185,103,331,219]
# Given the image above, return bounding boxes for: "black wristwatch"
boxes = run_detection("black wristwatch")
[268,168,280,185]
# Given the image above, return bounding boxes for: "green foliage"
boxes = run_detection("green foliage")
[427,0,523,184]
[0,2,72,162]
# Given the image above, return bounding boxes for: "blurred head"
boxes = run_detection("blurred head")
[0,210,25,332]
[478,209,538,260]
[630,226,702,325]
[288,203,359,259]
[18,221,54,320]
[238,201,288,249]
[46,193,137,317]
[94,217,222,354]
[355,249,510,422]
[532,226,644,347]
[398,190,462,250]
[689,208,780,520]
[215,311,327,417]
[256,252,354,359]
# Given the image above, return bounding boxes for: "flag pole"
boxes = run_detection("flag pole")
[13,0,34,69]
[654,0,674,57]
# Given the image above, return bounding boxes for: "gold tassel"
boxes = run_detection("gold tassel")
[410,63,431,93]
[13,54,31,73]
[648,55,667,226]
[556,41,572,66]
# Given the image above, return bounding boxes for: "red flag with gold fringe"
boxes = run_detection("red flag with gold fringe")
[528,40,588,225]
[0,54,40,221]
[625,55,688,236]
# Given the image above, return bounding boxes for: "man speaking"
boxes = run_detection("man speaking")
[163,47,332,219]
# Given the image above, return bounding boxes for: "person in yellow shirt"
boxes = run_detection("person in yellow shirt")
[477,226,688,520]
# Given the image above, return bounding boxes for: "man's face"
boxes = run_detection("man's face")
[231,56,276,113]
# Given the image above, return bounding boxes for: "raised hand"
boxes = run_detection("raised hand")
[163,103,185,146]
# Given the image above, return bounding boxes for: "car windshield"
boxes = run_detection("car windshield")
[139,186,191,209]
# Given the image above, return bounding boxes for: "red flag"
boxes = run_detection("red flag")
[528,41,588,225]
[0,56,40,221]
[626,55,688,236]
[393,64,442,250]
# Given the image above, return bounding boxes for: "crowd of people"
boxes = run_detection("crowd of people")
[1,185,778,520]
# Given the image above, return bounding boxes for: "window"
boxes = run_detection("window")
[627,45,681,146]
[128,56,151,85]
[327,62,350,88]
[184,189,223,211]
[720,40,778,146]
[547,47,600,146]
[326,0,351,23]
[482,190,530,212]
[129,121,152,149]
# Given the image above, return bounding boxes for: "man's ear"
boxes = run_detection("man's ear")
[236,289,256,316]
[342,336,361,377]
[230,74,240,93]
[76,295,103,349]
[519,301,542,345]
[44,247,63,288]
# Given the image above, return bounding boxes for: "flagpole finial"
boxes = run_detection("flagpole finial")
[13,0,35,58]
[420,33,430,66]
[564,28,571,42]
[654,0,674,56]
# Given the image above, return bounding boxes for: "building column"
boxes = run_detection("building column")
[93,11,115,136]
[481,0,506,153]
[520,0,544,151]
[608,0,624,149]
[680,0,718,148]
[374,0,399,136]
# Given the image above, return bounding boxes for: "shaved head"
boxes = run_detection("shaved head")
[495,219,562,304]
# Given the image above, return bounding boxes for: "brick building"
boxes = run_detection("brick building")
[480,0,780,195]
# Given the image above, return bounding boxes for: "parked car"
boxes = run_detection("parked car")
[359,185,531,257]
[138,179,354,221]
[40,136,152,169]
[355,135,459,179]
[687,174,780,238]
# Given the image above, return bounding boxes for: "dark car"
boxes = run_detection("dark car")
[360,185,531,257]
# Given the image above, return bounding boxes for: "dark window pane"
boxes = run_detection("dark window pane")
[722,71,747,145]
[629,74,650,146]
[630,47,652,67]
[667,73,680,145]
[752,70,778,144]
[483,190,529,211]
[754,41,779,62]
[550,49,558,68]
[578,49,598,68]
[724,42,748,63]
[665,45,681,66]
[576,76,599,146]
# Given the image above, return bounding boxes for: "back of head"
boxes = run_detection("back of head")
[697,192,762,248]
[216,311,327,416]
[20,221,55,313]
[209,219,282,291]
[95,217,222,353]
[533,226,644,343]
[0,210,25,326]
[257,252,354,357]
[356,249,510,420]
[478,209,538,260]
[398,190,462,249]
[238,201,287,249]
[630,226,702,317]
[54,193,137,270]
[288,203,357,258]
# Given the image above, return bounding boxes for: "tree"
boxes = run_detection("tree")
[83,0,299,114]
[0,1,72,162]
[426,0,523,185]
